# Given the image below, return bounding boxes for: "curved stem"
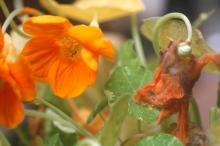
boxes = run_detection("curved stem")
[2,8,22,33]
[36,97,94,138]
[130,13,147,67]
[0,0,28,37]
[189,97,202,127]
[152,13,192,55]
[26,109,74,128]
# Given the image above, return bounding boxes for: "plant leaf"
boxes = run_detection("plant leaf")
[128,101,159,123]
[44,133,64,146]
[99,95,130,146]
[86,35,139,125]
[86,96,108,124]
[46,109,76,134]
[140,17,219,73]
[117,40,140,66]
[136,133,183,146]
[104,65,153,105]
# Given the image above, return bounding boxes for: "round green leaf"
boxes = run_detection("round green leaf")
[104,65,153,105]
[136,133,183,146]
[128,101,159,123]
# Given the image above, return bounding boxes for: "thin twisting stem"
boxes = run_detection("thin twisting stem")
[0,0,29,37]
[130,13,147,67]
[2,8,22,33]
[152,13,192,55]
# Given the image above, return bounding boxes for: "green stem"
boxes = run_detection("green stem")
[193,9,215,28]
[217,82,220,108]
[15,127,30,146]
[0,0,28,37]
[137,120,142,133]
[98,113,105,122]
[36,97,94,138]
[2,8,22,33]
[26,109,74,129]
[209,106,218,128]
[152,12,192,56]
[14,0,24,10]
[0,132,11,146]
[130,13,147,67]
[189,97,202,127]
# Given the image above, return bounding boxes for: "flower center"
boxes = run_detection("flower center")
[60,37,83,60]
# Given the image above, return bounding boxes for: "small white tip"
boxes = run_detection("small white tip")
[177,43,191,56]
[90,12,99,27]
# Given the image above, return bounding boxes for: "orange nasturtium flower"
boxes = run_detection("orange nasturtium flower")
[0,29,36,128]
[21,15,115,98]
[134,41,220,145]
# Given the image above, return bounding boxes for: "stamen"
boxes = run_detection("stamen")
[60,37,83,60]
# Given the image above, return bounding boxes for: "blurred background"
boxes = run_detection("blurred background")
[1,0,220,145]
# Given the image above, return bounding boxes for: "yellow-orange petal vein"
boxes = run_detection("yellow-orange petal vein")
[48,59,97,98]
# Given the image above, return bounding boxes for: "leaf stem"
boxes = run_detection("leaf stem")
[0,0,28,37]
[130,13,147,67]
[209,106,218,128]
[15,127,30,146]
[189,97,202,127]
[193,9,215,28]
[36,97,94,138]
[152,12,192,56]
[0,132,11,146]
[137,120,142,133]
[216,81,220,108]
[26,109,74,128]
[2,8,22,33]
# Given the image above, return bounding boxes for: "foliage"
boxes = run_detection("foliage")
[128,101,159,123]
[136,133,183,146]
[0,132,11,146]
[99,95,130,146]
[44,134,64,146]
[1,1,220,146]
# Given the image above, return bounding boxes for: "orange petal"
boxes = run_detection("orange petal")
[80,48,98,71]
[0,81,24,128]
[23,15,72,36]
[68,25,115,60]
[8,58,36,102]
[93,38,115,60]
[21,36,59,82]
[0,28,3,52]
[48,58,97,98]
